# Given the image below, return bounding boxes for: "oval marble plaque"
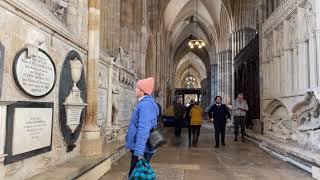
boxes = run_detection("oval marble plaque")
[13,48,56,97]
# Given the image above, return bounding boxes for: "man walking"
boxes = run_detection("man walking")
[209,96,231,148]
[233,93,249,142]
[173,99,186,138]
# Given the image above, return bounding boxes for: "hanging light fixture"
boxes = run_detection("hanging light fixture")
[188,0,205,49]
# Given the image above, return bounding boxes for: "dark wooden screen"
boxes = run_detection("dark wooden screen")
[234,34,260,127]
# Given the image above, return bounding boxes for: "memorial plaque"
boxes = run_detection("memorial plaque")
[4,102,53,165]
[97,88,107,120]
[0,42,4,97]
[12,108,52,155]
[13,48,56,97]
[58,50,86,152]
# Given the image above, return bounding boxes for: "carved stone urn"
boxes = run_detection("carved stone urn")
[63,58,87,133]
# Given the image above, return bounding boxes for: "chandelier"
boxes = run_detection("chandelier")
[188,0,205,49]
[188,39,205,49]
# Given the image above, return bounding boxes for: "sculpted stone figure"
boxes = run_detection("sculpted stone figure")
[112,67,120,126]
[116,47,133,70]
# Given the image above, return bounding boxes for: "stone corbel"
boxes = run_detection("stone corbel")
[54,0,69,21]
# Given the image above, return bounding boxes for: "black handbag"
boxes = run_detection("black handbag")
[148,127,166,149]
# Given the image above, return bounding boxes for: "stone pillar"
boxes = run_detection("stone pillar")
[283,20,293,95]
[292,47,298,93]
[211,64,218,105]
[81,0,103,156]
[275,57,281,96]
[232,31,236,59]
[313,0,320,88]
[309,34,317,88]
[105,61,114,137]
[273,59,277,96]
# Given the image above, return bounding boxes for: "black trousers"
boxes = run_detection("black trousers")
[128,151,153,177]
[214,123,225,146]
[188,122,192,143]
[190,125,201,142]
[175,117,184,137]
[234,116,246,136]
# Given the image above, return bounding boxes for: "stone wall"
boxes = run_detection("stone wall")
[261,0,320,150]
[0,0,88,179]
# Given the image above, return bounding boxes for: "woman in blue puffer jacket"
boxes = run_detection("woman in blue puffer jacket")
[125,77,159,177]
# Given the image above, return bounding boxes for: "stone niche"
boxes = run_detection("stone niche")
[0,1,88,179]
[263,92,320,150]
[263,99,294,141]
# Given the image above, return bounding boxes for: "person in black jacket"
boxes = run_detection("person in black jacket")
[209,96,231,148]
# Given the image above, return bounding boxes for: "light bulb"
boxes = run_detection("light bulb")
[190,45,194,49]
[201,42,205,46]
[199,45,202,48]
[195,41,199,45]
[188,42,192,46]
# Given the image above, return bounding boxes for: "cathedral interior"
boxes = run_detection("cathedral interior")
[0,0,320,179]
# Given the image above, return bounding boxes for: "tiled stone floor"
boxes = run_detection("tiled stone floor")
[100,123,313,180]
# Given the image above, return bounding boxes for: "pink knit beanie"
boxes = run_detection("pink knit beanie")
[137,77,155,95]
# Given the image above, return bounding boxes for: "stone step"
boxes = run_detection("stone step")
[28,141,128,180]
[246,131,320,179]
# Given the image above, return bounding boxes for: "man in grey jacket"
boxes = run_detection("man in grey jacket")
[233,93,249,142]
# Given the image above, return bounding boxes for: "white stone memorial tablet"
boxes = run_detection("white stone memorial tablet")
[97,88,107,120]
[11,108,52,155]
[13,48,56,97]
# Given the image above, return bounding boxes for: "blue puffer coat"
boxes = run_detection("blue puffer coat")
[125,95,159,156]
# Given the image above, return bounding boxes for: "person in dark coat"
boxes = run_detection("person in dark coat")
[209,96,231,148]
[155,96,164,128]
[185,99,195,146]
[173,99,186,138]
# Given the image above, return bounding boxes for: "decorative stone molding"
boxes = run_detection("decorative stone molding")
[0,0,88,51]
[291,92,320,150]
[262,0,311,35]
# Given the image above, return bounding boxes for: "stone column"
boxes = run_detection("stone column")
[313,0,320,88]
[297,8,308,91]
[211,64,218,105]
[81,0,103,156]
[292,47,298,93]
[283,20,293,95]
[309,34,317,88]
[105,61,114,137]
[275,57,281,96]
[273,59,278,96]
[232,31,236,59]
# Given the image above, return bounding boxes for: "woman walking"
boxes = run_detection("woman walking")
[189,101,203,146]
[125,77,159,177]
